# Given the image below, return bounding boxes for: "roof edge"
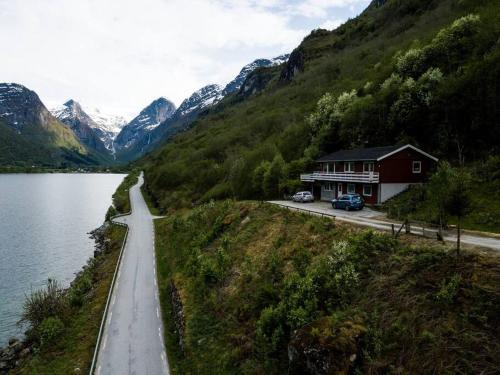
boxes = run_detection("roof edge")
[376,144,438,162]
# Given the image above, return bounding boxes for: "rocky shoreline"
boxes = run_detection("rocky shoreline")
[0,337,30,374]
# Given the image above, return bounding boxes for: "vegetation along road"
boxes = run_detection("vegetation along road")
[269,201,500,252]
[95,172,169,375]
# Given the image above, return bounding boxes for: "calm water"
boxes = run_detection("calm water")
[0,173,125,346]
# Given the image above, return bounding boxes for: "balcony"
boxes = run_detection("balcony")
[300,171,380,183]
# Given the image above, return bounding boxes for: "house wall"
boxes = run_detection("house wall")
[378,148,435,183]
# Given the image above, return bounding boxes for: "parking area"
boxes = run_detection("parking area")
[268,200,383,219]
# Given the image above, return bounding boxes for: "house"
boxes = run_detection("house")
[300,144,438,205]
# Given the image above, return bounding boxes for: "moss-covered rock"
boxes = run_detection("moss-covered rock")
[288,316,366,375]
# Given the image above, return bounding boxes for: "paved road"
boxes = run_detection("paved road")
[96,173,169,375]
[269,200,500,251]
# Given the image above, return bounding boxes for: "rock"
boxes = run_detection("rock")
[10,341,23,354]
[74,367,81,373]
[169,280,186,353]
[288,316,366,375]
[19,348,30,359]
[0,361,8,370]
[7,337,18,346]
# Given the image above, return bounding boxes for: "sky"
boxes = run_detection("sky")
[0,0,370,120]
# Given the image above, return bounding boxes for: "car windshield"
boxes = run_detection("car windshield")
[352,196,362,202]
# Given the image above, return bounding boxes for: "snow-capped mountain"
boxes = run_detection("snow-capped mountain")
[222,54,289,96]
[114,97,176,150]
[51,100,110,154]
[84,107,127,135]
[0,83,89,165]
[177,84,224,117]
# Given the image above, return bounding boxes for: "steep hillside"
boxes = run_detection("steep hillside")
[0,83,100,167]
[122,55,290,162]
[141,0,500,211]
[154,200,500,374]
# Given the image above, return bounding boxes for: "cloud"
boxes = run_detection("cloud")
[0,0,369,118]
[319,19,344,30]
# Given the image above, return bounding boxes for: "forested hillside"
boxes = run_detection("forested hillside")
[141,0,500,211]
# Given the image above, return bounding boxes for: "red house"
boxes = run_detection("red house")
[301,145,438,205]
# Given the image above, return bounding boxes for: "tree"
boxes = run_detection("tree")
[263,153,286,199]
[445,168,472,255]
[427,162,454,237]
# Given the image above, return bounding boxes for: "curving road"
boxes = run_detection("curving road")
[95,173,169,375]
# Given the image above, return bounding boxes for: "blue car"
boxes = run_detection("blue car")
[331,194,365,211]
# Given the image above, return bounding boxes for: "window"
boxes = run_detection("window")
[345,161,355,173]
[363,184,372,196]
[324,182,334,191]
[413,161,422,173]
[347,183,356,194]
[363,162,374,172]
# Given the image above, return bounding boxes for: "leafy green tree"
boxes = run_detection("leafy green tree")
[445,169,472,255]
[427,162,454,237]
[252,161,270,198]
[263,153,286,199]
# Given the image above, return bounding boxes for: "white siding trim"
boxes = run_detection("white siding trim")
[377,144,438,162]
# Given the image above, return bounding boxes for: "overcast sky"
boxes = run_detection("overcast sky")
[0,0,370,119]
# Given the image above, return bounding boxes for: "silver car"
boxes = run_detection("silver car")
[292,191,314,203]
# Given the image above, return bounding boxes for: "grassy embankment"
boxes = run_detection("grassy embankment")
[154,200,500,374]
[12,172,138,374]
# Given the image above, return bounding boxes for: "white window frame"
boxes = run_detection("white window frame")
[363,184,372,197]
[363,162,374,173]
[338,183,342,196]
[347,183,356,194]
[412,161,422,174]
[324,182,333,191]
[344,161,355,173]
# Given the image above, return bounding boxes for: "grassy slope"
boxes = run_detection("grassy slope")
[141,0,487,211]
[155,201,500,374]
[105,170,140,218]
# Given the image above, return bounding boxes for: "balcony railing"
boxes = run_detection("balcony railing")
[300,171,380,183]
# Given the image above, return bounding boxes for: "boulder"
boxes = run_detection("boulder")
[19,348,30,358]
[288,316,366,375]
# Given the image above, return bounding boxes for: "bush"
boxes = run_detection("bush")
[435,274,461,305]
[39,317,65,347]
[20,279,67,329]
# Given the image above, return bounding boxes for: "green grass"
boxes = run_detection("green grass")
[12,224,127,375]
[154,200,500,374]
[105,169,140,218]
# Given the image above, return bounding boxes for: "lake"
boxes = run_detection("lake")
[0,173,125,346]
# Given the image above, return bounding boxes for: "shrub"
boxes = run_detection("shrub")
[39,317,65,347]
[20,279,67,329]
[436,274,461,305]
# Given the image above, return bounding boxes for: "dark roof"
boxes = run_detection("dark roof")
[317,145,401,162]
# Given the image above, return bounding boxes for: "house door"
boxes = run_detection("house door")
[337,183,342,198]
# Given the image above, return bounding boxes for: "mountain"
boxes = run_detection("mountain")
[118,55,290,162]
[114,97,176,158]
[0,83,98,167]
[141,0,500,208]
[176,84,224,117]
[51,102,126,156]
[51,100,109,155]
[221,54,289,96]
[80,107,127,153]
